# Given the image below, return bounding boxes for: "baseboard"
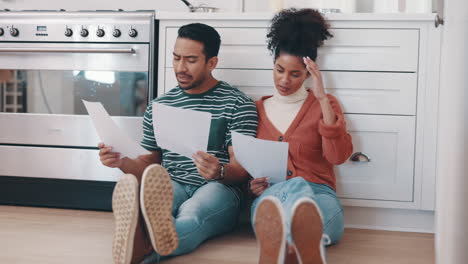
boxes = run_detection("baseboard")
[0,176,436,234]
[0,176,115,211]
[240,203,434,234]
[344,206,435,233]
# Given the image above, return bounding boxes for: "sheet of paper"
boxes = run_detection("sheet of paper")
[82,100,150,159]
[153,102,212,158]
[232,131,289,184]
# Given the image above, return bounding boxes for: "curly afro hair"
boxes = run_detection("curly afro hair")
[267,8,333,61]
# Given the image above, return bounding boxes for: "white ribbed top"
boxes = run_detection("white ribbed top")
[263,86,309,134]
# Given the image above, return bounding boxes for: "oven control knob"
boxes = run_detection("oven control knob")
[10,27,19,37]
[0,28,4,36]
[128,28,138,38]
[64,28,73,37]
[112,29,121,38]
[96,28,105,38]
[80,28,89,37]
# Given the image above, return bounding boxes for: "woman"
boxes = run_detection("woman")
[249,8,353,264]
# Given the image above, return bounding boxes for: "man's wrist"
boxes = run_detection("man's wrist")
[215,164,226,181]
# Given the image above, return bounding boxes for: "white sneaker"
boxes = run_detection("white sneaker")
[140,164,178,256]
[291,198,327,264]
[253,196,287,264]
[112,174,140,264]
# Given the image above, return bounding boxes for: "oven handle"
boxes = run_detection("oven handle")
[0,47,136,54]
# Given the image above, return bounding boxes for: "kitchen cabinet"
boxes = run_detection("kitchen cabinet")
[157,12,442,214]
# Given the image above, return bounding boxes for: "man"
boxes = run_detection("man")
[98,23,258,264]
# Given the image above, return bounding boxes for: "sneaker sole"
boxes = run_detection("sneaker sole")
[140,164,178,256]
[254,197,286,264]
[291,199,325,264]
[112,174,139,264]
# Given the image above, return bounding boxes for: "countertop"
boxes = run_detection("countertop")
[155,11,437,21]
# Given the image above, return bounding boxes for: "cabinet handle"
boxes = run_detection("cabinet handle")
[0,48,136,54]
[349,152,371,162]
[435,14,444,28]
[435,0,444,28]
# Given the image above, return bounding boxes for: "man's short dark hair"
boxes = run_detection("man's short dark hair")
[178,23,221,60]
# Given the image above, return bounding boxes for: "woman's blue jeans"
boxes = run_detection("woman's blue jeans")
[250,177,344,246]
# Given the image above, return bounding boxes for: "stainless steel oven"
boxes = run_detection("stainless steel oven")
[0,11,156,184]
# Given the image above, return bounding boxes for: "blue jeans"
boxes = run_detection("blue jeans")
[142,180,242,263]
[251,177,344,246]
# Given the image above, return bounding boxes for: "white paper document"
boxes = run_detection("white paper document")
[153,102,212,158]
[82,100,150,159]
[232,131,289,184]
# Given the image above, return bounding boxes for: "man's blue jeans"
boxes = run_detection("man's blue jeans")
[142,180,242,263]
[250,177,344,246]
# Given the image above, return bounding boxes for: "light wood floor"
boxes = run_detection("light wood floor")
[0,205,434,264]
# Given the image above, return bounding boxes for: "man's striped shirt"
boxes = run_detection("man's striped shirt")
[141,81,258,186]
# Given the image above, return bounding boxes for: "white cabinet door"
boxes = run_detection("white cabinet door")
[335,114,416,202]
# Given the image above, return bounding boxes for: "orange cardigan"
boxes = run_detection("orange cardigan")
[256,92,353,190]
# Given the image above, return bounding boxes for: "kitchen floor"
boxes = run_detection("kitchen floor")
[0,205,434,264]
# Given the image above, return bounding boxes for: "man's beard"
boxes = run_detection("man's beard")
[178,75,205,91]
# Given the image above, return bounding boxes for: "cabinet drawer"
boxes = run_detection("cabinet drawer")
[164,69,417,115]
[165,27,272,70]
[335,114,415,201]
[320,71,417,115]
[0,146,120,181]
[165,27,418,72]
[319,28,419,72]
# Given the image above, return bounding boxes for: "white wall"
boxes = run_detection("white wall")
[0,0,184,11]
[435,0,468,262]
[0,0,435,13]
[0,0,241,12]
[244,0,435,12]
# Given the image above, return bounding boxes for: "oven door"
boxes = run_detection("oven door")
[0,42,153,181]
